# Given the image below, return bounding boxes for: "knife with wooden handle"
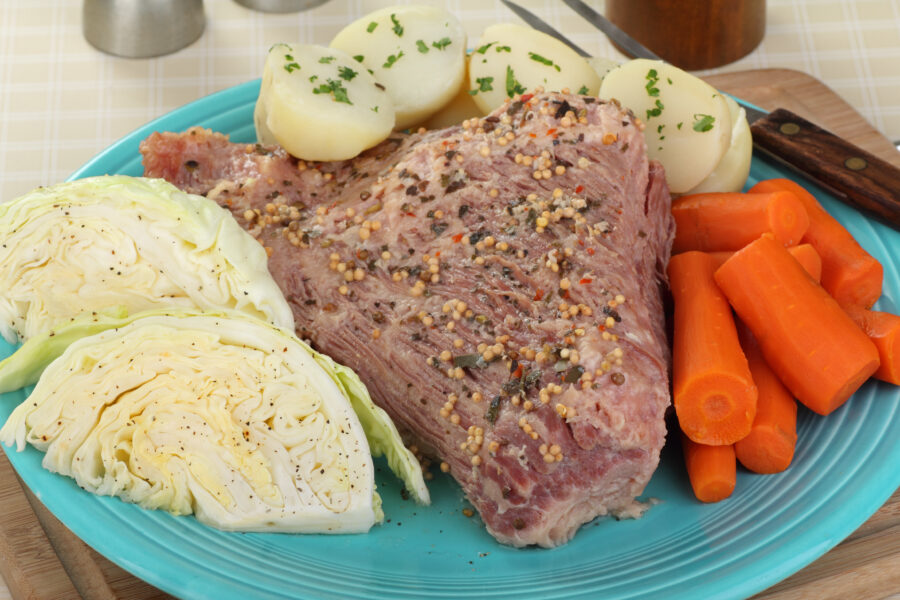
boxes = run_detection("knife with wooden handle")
[502,0,900,230]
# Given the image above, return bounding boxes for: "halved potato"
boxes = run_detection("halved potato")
[686,95,753,194]
[599,59,732,193]
[330,5,467,130]
[467,23,602,114]
[255,43,394,161]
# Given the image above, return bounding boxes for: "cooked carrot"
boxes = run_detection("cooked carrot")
[671,191,809,254]
[682,434,736,503]
[714,235,880,415]
[707,243,822,282]
[750,178,882,307]
[668,251,757,445]
[786,243,822,283]
[842,304,900,385]
[734,323,798,474]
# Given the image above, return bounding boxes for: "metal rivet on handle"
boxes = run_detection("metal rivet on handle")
[844,157,868,171]
[779,122,801,135]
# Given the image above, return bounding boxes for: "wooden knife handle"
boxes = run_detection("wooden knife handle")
[750,108,900,230]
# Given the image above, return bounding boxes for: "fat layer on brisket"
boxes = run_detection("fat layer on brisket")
[140,92,674,547]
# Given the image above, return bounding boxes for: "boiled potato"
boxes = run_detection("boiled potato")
[419,55,484,129]
[599,59,731,193]
[255,43,394,161]
[330,5,467,130]
[686,95,753,194]
[467,23,602,114]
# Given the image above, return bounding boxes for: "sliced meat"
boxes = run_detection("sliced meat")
[141,92,674,547]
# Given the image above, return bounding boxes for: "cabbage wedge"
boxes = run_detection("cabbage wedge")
[0,175,293,343]
[0,310,429,532]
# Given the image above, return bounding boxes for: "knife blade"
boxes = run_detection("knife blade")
[502,0,900,230]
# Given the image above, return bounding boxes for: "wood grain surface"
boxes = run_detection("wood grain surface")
[0,68,897,600]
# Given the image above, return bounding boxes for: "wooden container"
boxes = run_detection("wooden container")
[605,0,766,70]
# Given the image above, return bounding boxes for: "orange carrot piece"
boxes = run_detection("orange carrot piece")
[668,251,757,445]
[706,243,822,282]
[714,235,880,415]
[750,178,882,307]
[842,304,900,385]
[671,191,809,254]
[682,434,736,503]
[734,323,798,474]
[786,243,822,283]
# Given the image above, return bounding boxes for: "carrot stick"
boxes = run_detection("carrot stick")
[749,178,882,307]
[671,191,809,253]
[714,235,880,415]
[786,243,822,283]
[668,251,757,445]
[706,243,822,282]
[842,304,900,385]
[734,323,798,474]
[682,434,736,503]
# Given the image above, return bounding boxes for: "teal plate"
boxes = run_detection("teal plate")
[3,81,899,600]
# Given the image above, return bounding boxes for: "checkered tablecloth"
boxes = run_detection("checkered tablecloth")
[0,0,898,596]
[1,0,898,205]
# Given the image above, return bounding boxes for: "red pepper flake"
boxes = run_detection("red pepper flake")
[575,185,584,194]
[435,251,441,257]
[579,278,592,284]
[561,290,570,299]
[533,288,544,301]
[577,239,584,246]
[587,247,595,256]
[405,212,416,217]
[598,324,605,332]
[546,128,557,136]
[520,93,534,103]
[529,133,537,138]
[512,364,524,379]
[452,233,463,243]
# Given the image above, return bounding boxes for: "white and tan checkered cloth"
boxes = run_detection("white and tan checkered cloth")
[1,0,898,204]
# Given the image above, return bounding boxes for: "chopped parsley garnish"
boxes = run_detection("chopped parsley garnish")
[416,39,429,53]
[353,54,365,63]
[391,13,403,37]
[577,85,589,95]
[645,99,664,120]
[474,42,496,54]
[284,53,294,60]
[372,106,379,112]
[468,76,494,95]
[432,37,452,50]
[505,65,526,98]
[645,68,660,97]
[309,75,318,82]
[677,122,683,130]
[318,56,336,64]
[338,66,358,81]
[692,113,716,132]
[495,45,511,52]
[528,52,560,72]
[383,51,404,69]
[312,78,352,105]
[283,62,300,73]
[366,21,378,33]
[667,77,673,84]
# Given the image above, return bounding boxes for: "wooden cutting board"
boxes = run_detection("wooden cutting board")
[0,68,898,600]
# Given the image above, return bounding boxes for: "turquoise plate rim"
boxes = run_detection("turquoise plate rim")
[1,80,898,600]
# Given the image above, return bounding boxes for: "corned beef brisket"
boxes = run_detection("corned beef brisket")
[140,92,674,547]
